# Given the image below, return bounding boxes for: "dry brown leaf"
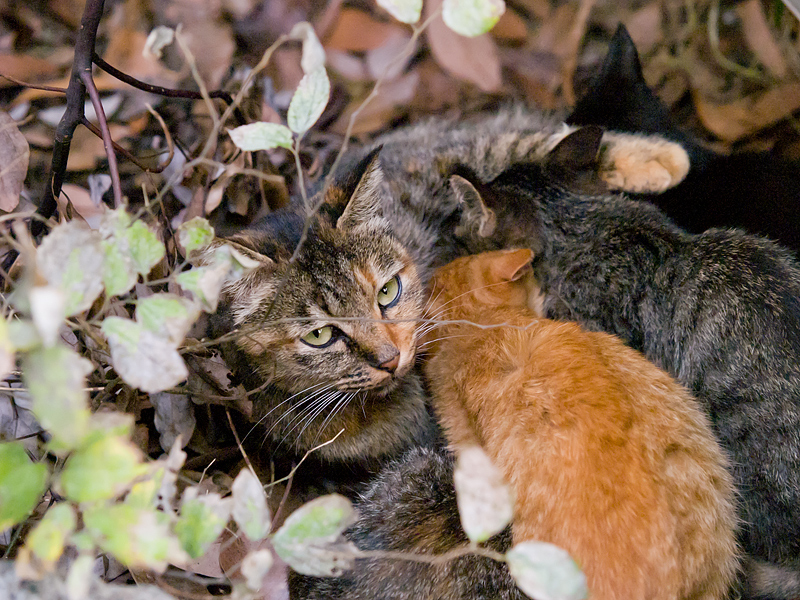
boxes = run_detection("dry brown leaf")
[59,183,105,228]
[330,71,419,135]
[0,111,29,212]
[693,82,800,142]
[47,0,87,29]
[491,6,528,43]
[424,0,502,92]
[623,2,663,55]
[65,123,131,171]
[736,0,788,79]
[0,53,61,88]
[325,8,407,52]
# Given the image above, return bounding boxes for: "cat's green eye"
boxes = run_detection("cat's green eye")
[377,275,402,309]
[301,326,334,347]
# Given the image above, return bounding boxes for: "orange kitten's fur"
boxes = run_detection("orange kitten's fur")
[423,249,739,600]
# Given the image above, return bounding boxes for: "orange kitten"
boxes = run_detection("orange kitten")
[423,248,739,600]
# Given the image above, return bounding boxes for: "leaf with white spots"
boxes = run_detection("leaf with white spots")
[175,487,231,559]
[228,122,294,152]
[506,541,589,600]
[102,316,188,393]
[272,494,358,576]
[232,468,271,541]
[453,445,513,543]
[287,67,330,135]
[37,221,104,316]
[177,217,215,256]
[442,0,505,36]
[135,294,200,345]
[377,0,422,23]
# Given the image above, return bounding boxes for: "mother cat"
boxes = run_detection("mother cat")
[211,109,800,598]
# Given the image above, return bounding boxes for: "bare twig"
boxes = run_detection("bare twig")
[80,70,123,207]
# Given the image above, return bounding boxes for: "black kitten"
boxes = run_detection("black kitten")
[569,24,800,255]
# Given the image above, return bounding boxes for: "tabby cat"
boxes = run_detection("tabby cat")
[424,248,738,600]
[216,109,800,597]
[569,24,800,254]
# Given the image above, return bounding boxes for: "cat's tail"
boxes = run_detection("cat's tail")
[741,557,800,600]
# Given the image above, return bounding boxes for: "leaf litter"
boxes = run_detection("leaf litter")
[1,0,800,599]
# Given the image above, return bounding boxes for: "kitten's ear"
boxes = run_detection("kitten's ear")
[450,174,496,238]
[490,248,534,283]
[546,127,690,194]
[568,24,674,136]
[335,148,386,231]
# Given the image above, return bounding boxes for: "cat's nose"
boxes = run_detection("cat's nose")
[378,350,400,373]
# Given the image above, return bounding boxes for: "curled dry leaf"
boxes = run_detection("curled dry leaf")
[0,111,29,212]
[150,392,196,452]
[425,0,502,92]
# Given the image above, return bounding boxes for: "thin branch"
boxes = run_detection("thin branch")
[0,75,66,93]
[80,70,122,207]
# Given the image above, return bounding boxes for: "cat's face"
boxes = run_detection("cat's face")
[211,154,428,453]
[427,248,535,323]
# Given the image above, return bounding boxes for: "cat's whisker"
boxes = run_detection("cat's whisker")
[282,389,341,434]
[243,381,333,442]
[417,333,470,348]
[265,386,338,438]
[308,392,355,445]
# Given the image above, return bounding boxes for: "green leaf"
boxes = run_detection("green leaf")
[289,22,326,73]
[231,469,270,541]
[453,446,513,543]
[101,239,137,297]
[287,67,331,135]
[125,220,165,277]
[25,504,76,565]
[84,504,186,571]
[176,247,234,313]
[272,494,358,576]
[442,0,505,36]
[0,442,47,530]
[175,487,231,559]
[377,0,422,23]
[22,345,92,452]
[8,319,39,352]
[102,316,188,393]
[136,294,199,345]
[59,430,145,503]
[177,217,215,255]
[506,541,588,600]
[228,122,293,152]
[37,221,104,316]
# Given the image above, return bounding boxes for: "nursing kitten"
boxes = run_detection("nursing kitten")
[422,248,738,600]
[445,142,800,598]
[569,24,800,254]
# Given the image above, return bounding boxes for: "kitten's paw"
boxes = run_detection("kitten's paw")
[599,133,690,193]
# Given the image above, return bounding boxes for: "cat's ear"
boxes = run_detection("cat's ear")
[335,148,386,231]
[450,174,496,238]
[546,126,690,194]
[201,234,275,268]
[567,24,675,136]
[490,248,534,283]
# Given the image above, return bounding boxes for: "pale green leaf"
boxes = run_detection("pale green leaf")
[37,221,104,316]
[287,67,330,135]
[22,345,91,452]
[102,317,188,393]
[241,549,274,591]
[176,247,233,312]
[84,504,187,571]
[8,319,39,352]
[377,0,422,23]
[175,487,231,558]
[177,217,215,255]
[136,294,199,345]
[453,446,513,543]
[506,541,588,600]
[289,22,326,73]
[125,220,165,276]
[232,468,271,541]
[228,122,293,152]
[0,315,15,380]
[59,430,145,503]
[272,494,357,576]
[442,0,505,36]
[25,504,76,565]
[28,285,65,347]
[101,239,137,297]
[0,442,47,530]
